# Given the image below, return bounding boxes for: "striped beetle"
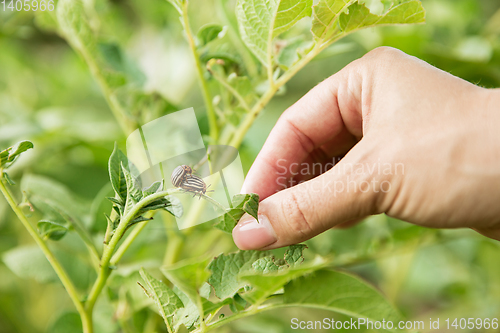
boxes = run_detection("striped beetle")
[171,165,193,187]
[178,174,212,198]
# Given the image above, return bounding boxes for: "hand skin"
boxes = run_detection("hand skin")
[232,47,500,250]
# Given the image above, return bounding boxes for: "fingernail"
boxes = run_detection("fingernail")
[232,214,277,250]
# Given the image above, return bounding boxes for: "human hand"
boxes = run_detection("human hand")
[233,47,500,250]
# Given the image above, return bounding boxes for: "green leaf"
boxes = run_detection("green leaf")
[122,163,142,215]
[241,193,259,220]
[108,143,131,201]
[207,59,257,111]
[8,140,34,160]
[0,140,34,168]
[240,256,328,304]
[165,0,184,14]
[20,174,92,243]
[34,8,59,33]
[197,24,225,47]
[2,245,58,283]
[203,297,232,317]
[236,0,313,67]
[251,244,307,274]
[161,257,211,305]
[57,0,141,90]
[139,181,183,217]
[213,193,259,233]
[48,312,83,333]
[340,1,425,32]
[164,195,184,218]
[277,37,312,69]
[20,174,95,248]
[57,0,96,63]
[284,244,307,266]
[228,74,256,102]
[311,0,353,43]
[208,250,270,299]
[0,150,9,168]
[311,0,425,46]
[129,216,153,227]
[252,256,286,274]
[142,181,163,197]
[97,42,145,87]
[2,172,15,185]
[229,293,249,313]
[98,42,126,73]
[284,269,404,331]
[172,285,231,329]
[37,220,69,241]
[139,268,184,332]
[116,89,179,125]
[139,196,183,218]
[172,286,200,330]
[106,197,123,206]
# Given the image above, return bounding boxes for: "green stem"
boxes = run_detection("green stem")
[85,188,226,314]
[181,1,219,140]
[163,231,184,266]
[58,4,135,135]
[219,170,233,208]
[0,179,91,333]
[227,46,321,148]
[70,40,133,135]
[207,64,251,112]
[163,186,226,265]
[227,28,382,148]
[110,218,151,266]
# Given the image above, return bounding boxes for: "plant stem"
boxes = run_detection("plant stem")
[181,1,219,141]
[65,37,134,135]
[227,46,321,148]
[0,179,91,332]
[58,3,135,135]
[85,188,226,316]
[208,65,251,112]
[110,218,151,266]
[162,183,227,265]
[163,230,184,266]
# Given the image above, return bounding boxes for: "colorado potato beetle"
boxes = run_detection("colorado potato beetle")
[179,174,212,198]
[171,165,193,187]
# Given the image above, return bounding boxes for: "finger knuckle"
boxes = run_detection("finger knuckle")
[363,46,402,61]
[280,191,313,239]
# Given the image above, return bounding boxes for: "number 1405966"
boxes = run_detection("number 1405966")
[445,318,498,330]
[1,0,54,11]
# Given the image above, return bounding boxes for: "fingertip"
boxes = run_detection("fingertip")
[232,214,277,250]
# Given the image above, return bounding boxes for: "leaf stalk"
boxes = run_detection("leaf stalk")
[0,177,92,333]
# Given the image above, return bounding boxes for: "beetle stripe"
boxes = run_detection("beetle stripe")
[179,174,207,194]
[171,165,193,187]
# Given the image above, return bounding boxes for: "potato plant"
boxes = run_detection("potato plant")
[0,0,426,332]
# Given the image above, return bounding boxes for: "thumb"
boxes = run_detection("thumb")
[232,145,387,250]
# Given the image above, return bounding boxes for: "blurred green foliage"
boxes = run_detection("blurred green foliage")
[1,0,500,332]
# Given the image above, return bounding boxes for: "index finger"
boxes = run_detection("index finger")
[241,70,364,199]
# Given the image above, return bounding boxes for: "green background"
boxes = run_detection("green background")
[1,0,500,332]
